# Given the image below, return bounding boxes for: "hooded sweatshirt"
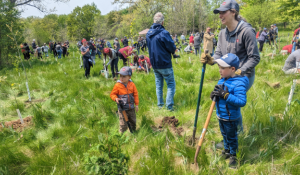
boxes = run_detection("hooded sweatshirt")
[258,31,268,42]
[146,23,176,69]
[216,76,249,121]
[194,35,201,48]
[213,21,260,78]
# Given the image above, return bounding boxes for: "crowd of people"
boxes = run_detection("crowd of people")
[19,0,299,170]
[110,0,298,169]
[20,39,70,60]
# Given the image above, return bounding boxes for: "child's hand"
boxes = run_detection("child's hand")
[115,98,120,104]
[135,106,139,112]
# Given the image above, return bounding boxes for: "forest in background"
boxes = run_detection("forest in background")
[1,0,300,67]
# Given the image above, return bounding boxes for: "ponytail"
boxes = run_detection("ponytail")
[230,9,247,22]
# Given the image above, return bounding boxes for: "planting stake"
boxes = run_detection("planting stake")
[284,79,297,115]
[145,60,149,74]
[192,50,209,146]
[25,81,31,102]
[16,109,24,124]
[80,55,83,68]
[194,96,216,167]
[189,57,191,63]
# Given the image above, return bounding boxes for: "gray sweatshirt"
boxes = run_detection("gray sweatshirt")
[213,21,260,78]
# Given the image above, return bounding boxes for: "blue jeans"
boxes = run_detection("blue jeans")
[153,68,176,110]
[44,51,48,57]
[219,117,241,155]
[97,51,102,59]
[57,50,62,59]
[292,41,296,53]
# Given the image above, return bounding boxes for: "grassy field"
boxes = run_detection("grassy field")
[0,31,300,174]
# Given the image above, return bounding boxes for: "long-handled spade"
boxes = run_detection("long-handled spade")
[194,96,217,167]
[192,49,209,145]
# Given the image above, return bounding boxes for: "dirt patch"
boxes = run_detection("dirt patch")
[155,116,184,136]
[265,81,280,88]
[186,135,199,145]
[0,116,33,131]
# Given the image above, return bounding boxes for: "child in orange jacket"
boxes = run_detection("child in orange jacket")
[110,66,139,133]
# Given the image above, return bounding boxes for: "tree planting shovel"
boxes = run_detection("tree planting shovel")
[194,96,216,167]
[192,49,209,145]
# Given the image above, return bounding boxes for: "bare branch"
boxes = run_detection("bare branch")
[15,0,32,7]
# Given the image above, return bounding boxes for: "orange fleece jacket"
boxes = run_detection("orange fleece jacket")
[110,80,139,106]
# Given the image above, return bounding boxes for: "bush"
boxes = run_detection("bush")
[83,133,129,175]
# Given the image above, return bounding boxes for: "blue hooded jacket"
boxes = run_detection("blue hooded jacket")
[216,76,249,121]
[146,23,176,69]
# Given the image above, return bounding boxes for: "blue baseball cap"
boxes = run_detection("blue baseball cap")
[213,0,239,14]
[214,53,240,70]
[117,66,132,76]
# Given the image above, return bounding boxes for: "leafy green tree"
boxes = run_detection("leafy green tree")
[67,3,101,40]
[0,1,23,68]
[240,1,278,30]
[277,0,300,25]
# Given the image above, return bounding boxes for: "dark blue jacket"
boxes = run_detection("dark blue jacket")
[216,76,249,121]
[146,23,176,69]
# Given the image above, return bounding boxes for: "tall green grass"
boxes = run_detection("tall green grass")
[0,32,299,174]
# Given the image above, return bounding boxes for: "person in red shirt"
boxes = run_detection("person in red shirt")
[117,46,137,66]
[137,55,152,72]
[293,24,300,38]
[189,34,194,45]
[282,44,293,54]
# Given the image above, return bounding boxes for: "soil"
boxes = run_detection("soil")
[0,116,33,131]
[266,81,280,88]
[156,116,184,136]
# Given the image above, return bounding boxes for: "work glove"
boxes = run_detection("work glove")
[200,53,214,65]
[212,85,230,100]
[235,69,242,75]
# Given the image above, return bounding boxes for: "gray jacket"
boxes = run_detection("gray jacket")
[194,35,201,48]
[213,21,260,78]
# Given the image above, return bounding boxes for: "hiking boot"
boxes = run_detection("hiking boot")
[229,155,238,168]
[216,140,224,150]
[221,149,230,159]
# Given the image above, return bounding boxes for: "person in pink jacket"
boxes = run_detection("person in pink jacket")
[189,34,194,45]
[117,46,137,66]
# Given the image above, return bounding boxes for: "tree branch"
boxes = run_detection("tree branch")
[15,0,32,7]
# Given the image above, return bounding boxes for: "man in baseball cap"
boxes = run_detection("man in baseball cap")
[213,0,239,14]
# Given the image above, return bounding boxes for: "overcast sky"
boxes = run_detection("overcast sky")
[20,0,127,18]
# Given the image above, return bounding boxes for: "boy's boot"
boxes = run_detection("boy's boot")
[221,149,230,159]
[229,155,237,168]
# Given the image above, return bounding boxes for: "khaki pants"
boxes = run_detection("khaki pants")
[118,108,136,133]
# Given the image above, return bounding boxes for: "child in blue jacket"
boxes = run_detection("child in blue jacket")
[210,53,249,168]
